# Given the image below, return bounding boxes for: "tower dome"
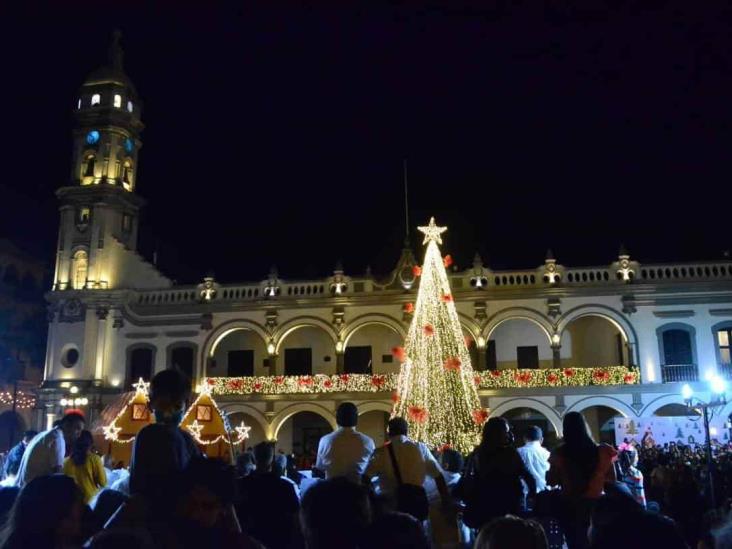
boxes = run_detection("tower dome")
[76,30,140,116]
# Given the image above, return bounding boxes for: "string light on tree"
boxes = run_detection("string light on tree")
[393,217,485,453]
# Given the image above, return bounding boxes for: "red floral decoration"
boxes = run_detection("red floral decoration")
[371,375,387,389]
[563,368,575,378]
[490,370,502,378]
[438,443,452,452]
[623,373,636,384]
[441,293,453,303]
[339,374,350,383]
[443,357,462,371]
[207,378,216,385]
[443,255,453,268]
[323,379,333,389]
[515,371,533,384]
[423,324,435,336]
[592,370,610,382]
[473,375,482,386]
[403,303,415,314]
[547,373,559,384]
[472,409,489,425]
[226,379,243,391]
[253,382,263,391]
[274,376,285,385]
[412,265,422,277]
[298,377,314,387]
[390,392,400,404]
[408,406,429,423]
[391,346,407,363]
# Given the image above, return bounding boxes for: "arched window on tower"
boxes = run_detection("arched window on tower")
[122,160,133,191]
[91,94,101,106]
[113,94,122,108]
[82,154,96,185]
[71,250,88,290]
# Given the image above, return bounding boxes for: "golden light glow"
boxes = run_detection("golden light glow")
[394,218,483,453]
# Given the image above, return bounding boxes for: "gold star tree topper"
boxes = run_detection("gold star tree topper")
[418,217,448,245]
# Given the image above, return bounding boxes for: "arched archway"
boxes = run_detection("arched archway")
[343,320,404,374]
[557,305,638,367]
[484,316,555,370]
[202,320,270,376]
[209,329,267,378]
[490,399,562,436]
[500,406,560,448]
[276,322,337,376]
[272,406,335,467]
[359,410,390,446]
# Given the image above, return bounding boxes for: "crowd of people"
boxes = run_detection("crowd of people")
[0,369,732,548]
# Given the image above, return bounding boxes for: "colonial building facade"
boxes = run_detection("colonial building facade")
[40,38,732,455]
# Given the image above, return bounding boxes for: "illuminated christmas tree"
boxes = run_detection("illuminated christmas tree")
[393,217,484,453]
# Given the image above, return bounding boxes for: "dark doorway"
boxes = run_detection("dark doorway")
[344,346,372,374]
[170,346,195,384]
[487,340,497,370]
[285,348,312,375]
[128,347,153,388]
[228,350,254,377]
[517,346,539,369]
[663,330,693,365]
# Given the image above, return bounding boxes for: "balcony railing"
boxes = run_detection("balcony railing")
[203,366,640,396]
[661,364,698,383]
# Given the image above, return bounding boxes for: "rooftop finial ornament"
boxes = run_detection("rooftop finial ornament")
[418,217,447,245]
[616,245,635,283]
[109,29,124,70]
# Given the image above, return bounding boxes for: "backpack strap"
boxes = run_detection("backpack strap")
[386,442,404,486]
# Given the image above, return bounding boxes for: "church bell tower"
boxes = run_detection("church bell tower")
[53,31,144,291]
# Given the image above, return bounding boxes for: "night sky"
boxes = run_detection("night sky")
[2,2,731,284]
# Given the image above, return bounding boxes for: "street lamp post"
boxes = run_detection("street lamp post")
[682,377,727,509]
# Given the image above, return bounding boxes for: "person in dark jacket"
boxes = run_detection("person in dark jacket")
[458,417,536,529]
[2,432,36,480]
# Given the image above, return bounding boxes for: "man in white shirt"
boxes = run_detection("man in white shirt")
[365,417,451,505]
[517,425,550,492]
[315,402,375,483]
[15,411,85,487]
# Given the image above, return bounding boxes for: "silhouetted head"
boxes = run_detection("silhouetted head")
[475,515,548,549]
[388,417,409,438]
[336,402,359,428]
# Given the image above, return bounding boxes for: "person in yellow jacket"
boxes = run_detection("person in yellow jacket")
[63,430,107,504]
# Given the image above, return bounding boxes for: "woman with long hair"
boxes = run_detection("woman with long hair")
[0,474,85,548]
[458,417,536,530]
[63,430,107,504]
[547,412,617,549]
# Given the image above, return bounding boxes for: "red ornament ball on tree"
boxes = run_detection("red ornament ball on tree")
[443,254,453,268]
[472,409,489,425]
[412,265,422,277]
[403,303,415,314]
[391,346,407,363]
[441,293,453,303]
[443,357,462,371]
[408,406,429,423]
[423,324,435,336]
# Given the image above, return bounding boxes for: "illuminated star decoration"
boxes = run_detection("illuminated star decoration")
[196,382,212,396]
[132,378,150,395]
[234,421,251,442]
[418,217,448,245]
[187,420,204,441]
[103,424,121,441]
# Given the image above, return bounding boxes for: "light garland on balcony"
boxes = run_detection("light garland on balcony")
[202,366,639,396]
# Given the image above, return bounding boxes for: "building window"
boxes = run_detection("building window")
[113,94,122,108]
[61,347,80,368]
[82,154,96,184]
[227,350,253,377]
[285,348,312,376]
[517,346,539,369]
[719,328,732,366]
[344,346,372,374]
[91,94,101,106]
[127,100,133,113]
[77,208,90,225]
[128,347,154,389]
[122,160,133,191]
[662,330,693,365]
[77,98,81,109]
[487,340,497,370]
[72,250,88,290]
